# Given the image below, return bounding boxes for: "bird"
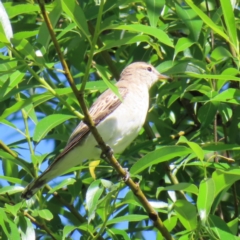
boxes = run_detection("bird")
[21,62,169,199]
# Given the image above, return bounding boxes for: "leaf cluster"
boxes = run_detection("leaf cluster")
[0,0,240,239]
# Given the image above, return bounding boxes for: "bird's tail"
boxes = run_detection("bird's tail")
[21,174,50,199]
[21,143,86,199]
[21,159,65,199]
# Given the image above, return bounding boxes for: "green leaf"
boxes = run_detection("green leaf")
[198,102,218,129]
[227,218,238,235]
[0,186,23,195]
[217,68,239,91]
[219,0,238,52]
[95,64,122,101]
[6,70,25,94]
[48,178,76,193]
[185,83,212,96]
[5,202,22,217]
[86,180,104,223]
[202,143,240,151]
[0,175,25,185]
[33,114,76,142]
[184,0,231,44]
[212,168,240,197]
[24,103,38,125]
[228,106,240,144]
[107,228,131,240]
[130,146,192,174]
[0,150,32,176]
[186,73,240,81]
[30,154,48,166]
[121,191,143,208]
[197,178,215,221]
[0,31,9,43]
[209,215,238,240]
[14,31,38,40]
[175,4,203,41]
[62,226,77,240]
[106,215,148,225]
[164,60,206,75]
[219,103,232,124]
[97,35,152,53]
[211,46,232,62]
[177,136,204,161]
[146,0,165,27]
[164,183,198,195]
[38,209,53,221]
[164,216,178,232]
[0,208,11,239]
[11,38,37,61]
[210,89,240,104]
[0,98,32,120]
[3,2,39,18]
[2,155,18,182]
[174,37,195,59]
[108,24,173,47]
[174,200,197,231]
[61,0,90,40]
[0,208,22,240]
[18,217,35,240]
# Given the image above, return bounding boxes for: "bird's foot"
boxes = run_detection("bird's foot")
[123,168,130,182]
[100,145,113,161]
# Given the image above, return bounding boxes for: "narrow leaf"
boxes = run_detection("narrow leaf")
[174,200,197,231]
[108,24,173,47]
[219,0,238,52]
[95,64,122,101]
[146,0,165,27]
[184,0,232,46]
[61,0,90,40]
[33,114,76,142]
[197,178,215,221]
[177,136,204,161]
[130,146,192,174]
[106,215,148,225]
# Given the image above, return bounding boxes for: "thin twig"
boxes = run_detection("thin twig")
[0,195,57,240]
[87,22,120,80]
[0,141,18,157]
[22,210,57,239]
[164,163,187,200]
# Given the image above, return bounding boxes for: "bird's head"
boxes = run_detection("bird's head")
[120,62,170,88]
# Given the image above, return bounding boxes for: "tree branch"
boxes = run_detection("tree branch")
[38,1,173,239]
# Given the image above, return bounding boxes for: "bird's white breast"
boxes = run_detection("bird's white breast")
[82,83,150,159]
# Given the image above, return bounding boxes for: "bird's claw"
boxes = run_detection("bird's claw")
[100,145,113,161]
[123,168,130,182]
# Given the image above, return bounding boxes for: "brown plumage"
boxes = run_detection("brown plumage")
[21,62,169,199]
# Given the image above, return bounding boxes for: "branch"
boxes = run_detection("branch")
[37,1,173,239]
[22,210,57,239]
[0,195,57,239]
[49,188,105,240]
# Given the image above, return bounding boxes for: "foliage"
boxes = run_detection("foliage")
[0,0,240,239]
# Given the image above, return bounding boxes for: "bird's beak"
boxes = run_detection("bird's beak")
[158,73,171,82]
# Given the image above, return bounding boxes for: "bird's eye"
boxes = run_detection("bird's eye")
[147,67,152,72]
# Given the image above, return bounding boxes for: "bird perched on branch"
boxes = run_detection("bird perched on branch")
[21,62,169,199]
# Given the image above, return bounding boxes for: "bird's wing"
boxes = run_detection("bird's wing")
[54,86,128,161]
[21,87,128,199]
